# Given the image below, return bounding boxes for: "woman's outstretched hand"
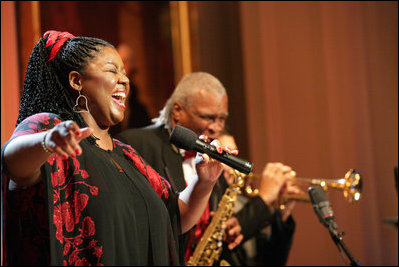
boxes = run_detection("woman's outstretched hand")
[44,120,92,159]
[4,121,92,187]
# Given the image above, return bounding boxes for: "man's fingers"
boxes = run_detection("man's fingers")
[228,224,241,236]
[280,201,296,222]
[228,234,243,250]
[285,200,296,211]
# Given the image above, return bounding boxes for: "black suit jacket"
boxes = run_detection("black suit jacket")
[116,124,294,265]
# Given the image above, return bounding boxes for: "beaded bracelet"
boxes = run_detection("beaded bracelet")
[41,132,53,154]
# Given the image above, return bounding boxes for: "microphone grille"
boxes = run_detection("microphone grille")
[308,186,328,205]
[170,125,198,151]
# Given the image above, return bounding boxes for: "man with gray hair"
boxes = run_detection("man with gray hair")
[152,72,228,138]
[116,72,293,265]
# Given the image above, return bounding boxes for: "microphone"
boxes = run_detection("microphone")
[170,125,254,174]
[308,186,338,230]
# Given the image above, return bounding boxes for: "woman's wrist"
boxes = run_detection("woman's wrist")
[41,131,54,154]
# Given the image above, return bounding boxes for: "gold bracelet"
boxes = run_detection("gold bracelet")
[41,132,53,154]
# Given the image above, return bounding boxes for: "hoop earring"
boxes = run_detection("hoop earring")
[73,91,90,113]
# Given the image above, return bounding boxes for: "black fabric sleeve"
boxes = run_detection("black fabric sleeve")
[255,211,296,266]
[234,196,274,242]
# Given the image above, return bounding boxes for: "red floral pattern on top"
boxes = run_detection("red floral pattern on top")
[11,113,61,138]
[7,113,103,266]
[113,139,171,199]
[4,113,173,266]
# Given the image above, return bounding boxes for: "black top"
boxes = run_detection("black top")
[116,124,296,266]
[1,113,180,266]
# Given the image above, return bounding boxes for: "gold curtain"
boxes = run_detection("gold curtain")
[240,1,397,265]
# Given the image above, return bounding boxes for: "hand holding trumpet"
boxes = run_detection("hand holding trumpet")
[257,163,295,206]
[257,163,304,222]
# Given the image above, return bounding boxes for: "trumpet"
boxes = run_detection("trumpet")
[242,169,362,208]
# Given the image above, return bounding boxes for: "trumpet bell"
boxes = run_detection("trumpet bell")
[343,169,362,203]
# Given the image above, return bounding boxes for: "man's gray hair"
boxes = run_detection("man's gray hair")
[152,72,227,127]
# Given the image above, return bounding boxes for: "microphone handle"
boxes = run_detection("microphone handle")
[312,204,328,227]
[193,140,253,174]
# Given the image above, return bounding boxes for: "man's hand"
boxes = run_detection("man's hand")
[208,212,243,250]
[257,162,293,205]
[278,180,304,222]
[223,216,244,250]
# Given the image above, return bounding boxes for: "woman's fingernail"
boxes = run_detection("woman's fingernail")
[71,153,75,158]
[217,147,223,153]
[75,148,81,155]
[76,131,81,136]
[63,154,68,159]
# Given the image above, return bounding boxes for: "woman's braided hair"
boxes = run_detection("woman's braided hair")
[17,31,114,130]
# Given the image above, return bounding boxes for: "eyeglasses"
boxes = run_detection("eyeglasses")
[189,109,228,125]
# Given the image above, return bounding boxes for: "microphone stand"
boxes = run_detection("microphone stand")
[327,223,362,266]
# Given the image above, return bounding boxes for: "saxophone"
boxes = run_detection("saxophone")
[186,170,246,266]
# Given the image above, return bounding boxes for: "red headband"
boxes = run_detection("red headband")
[43,30,75,62]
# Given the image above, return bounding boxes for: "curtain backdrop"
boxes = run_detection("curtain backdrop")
[1,1,397,266]
[1,2,20,146]
[240,1,397,265]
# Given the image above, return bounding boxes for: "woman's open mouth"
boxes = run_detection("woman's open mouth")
[111,91,126,109]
